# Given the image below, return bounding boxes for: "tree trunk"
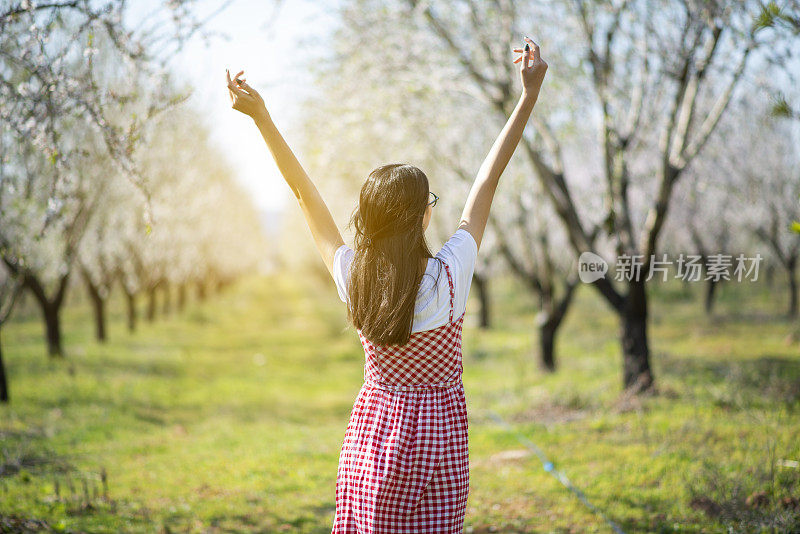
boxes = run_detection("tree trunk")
[177,284,186,312]
[680,276,692,300]
[704,279,717,315]
[196,280,206,301]
[765,262,775,287]
[43,303,64,358]
[125,290,137,333]
[147,287,157,322]
[162,281,171,315]
[91,291,106,342]
[471,273,490,329]
[620,279,653,391]
[0,328,8,403]
[539,319,556,372]
[788,259,798,319]
[21,272,68,358]
[83,275,107,342]
[536,287,576,373]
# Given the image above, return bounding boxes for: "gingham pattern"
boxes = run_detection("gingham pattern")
[332,263,470,533]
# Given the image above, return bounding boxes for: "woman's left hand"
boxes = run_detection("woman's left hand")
[226,69,267,120]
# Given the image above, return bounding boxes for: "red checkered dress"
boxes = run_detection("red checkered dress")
[332,262,469,533]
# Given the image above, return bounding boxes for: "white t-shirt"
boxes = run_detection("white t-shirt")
[333,228,479,333]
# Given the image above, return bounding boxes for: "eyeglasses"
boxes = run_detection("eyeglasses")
[428,191,439,207]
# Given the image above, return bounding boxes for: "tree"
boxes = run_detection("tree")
[0,121,103,356]
[494,198,579,371]
[77,165,140,341]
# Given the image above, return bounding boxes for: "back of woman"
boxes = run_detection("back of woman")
[334,220,478,386]
[332,222,477,532]
[225,34,547,534]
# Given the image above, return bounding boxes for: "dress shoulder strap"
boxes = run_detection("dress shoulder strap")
[443,262,455,323]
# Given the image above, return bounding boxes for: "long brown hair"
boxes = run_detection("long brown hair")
[345,163,443,346]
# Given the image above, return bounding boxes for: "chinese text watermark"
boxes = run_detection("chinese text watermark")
[578,252,763,284]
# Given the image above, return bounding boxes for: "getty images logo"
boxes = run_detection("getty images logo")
[578,251,608,283]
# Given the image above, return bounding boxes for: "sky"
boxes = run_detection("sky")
[131,0,340,214]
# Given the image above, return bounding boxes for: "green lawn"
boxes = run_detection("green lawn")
[1,272,798,533]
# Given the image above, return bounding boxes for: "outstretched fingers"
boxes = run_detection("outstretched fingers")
[511,47,530,66]
[530,43,541,63]
[225,69,235,104]
[523,36,541,62]
[512,41,541,65]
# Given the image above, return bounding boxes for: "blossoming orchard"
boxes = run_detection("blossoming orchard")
[1,1,799,532]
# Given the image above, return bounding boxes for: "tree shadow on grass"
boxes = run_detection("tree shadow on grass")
[613,493,705,533]
[0,514,54,533]
[685,457,800,533]
[660,354,800,408]
[0,428,73,478]
[73,355,186,379]
[203,502,335,533]
[707,310,797,325]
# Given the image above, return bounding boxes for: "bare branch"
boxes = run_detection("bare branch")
[0,1,80,25]
[679,43,755,167]
[670,24,724,163]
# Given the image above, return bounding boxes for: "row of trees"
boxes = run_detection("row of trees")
[289,0,800,391]
[0,2,266,403]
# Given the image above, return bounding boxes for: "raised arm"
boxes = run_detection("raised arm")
[225,69,344,278]
[458,37,548,252]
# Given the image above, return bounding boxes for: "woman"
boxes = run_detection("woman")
[226,35,547,534]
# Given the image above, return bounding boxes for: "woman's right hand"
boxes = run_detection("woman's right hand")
[513,36,548,101]
[226,68,268,121]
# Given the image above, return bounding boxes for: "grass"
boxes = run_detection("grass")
[1,271,798,533]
